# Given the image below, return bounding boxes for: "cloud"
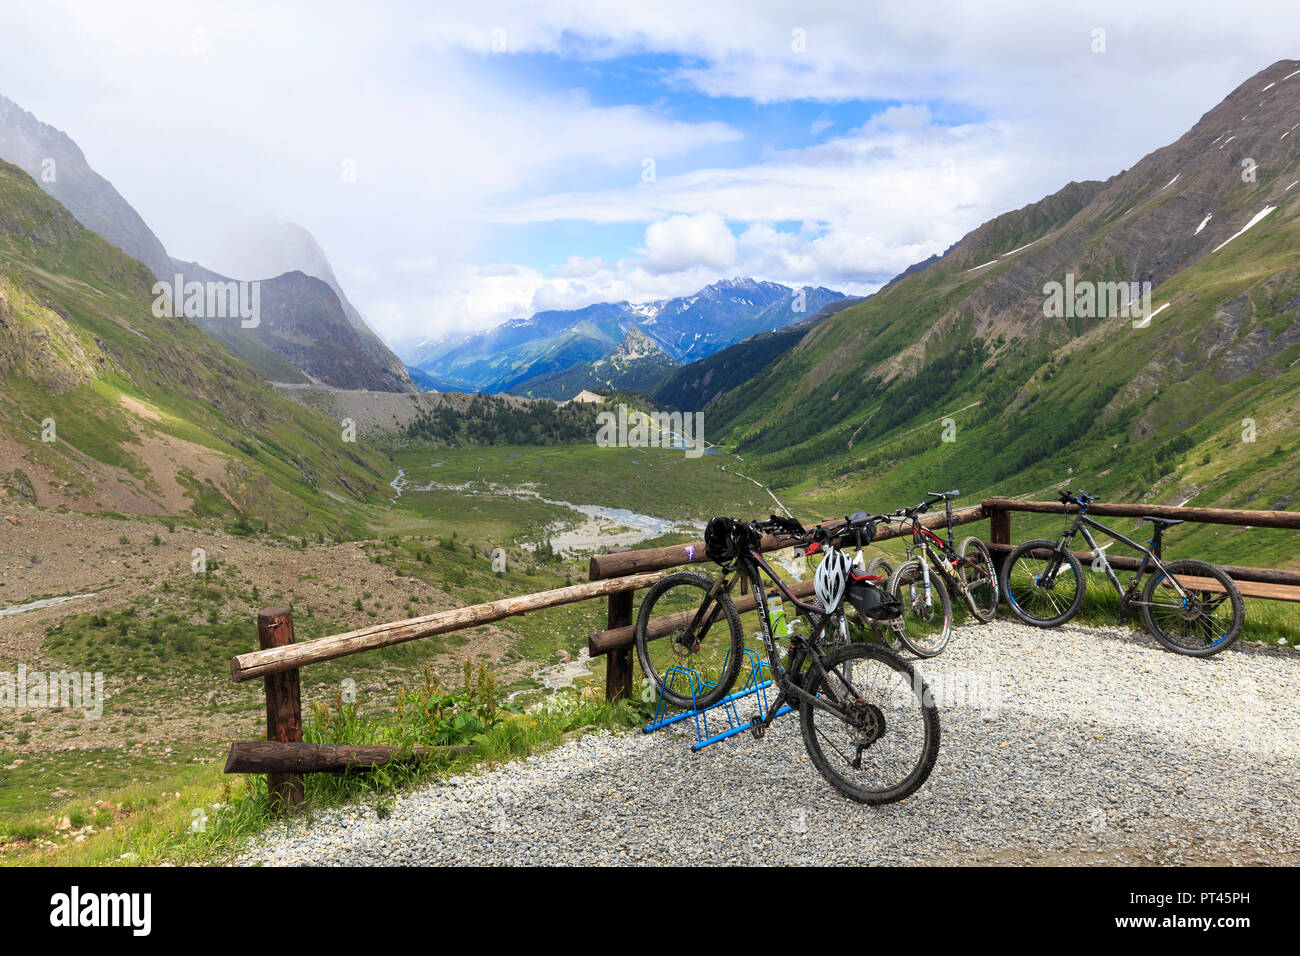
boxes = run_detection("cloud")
[551,255,609,277]
[5,0,1300,345]
[643,212,738,274]
[482,104,1026,296]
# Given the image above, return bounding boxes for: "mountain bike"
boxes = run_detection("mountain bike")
[999,490,1246,657]
[884,491,999,658]
[633,514,939,804]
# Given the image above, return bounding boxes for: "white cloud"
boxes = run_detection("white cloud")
[484,105,1024,292]
[551,255,609,278]
[643,212,738,274]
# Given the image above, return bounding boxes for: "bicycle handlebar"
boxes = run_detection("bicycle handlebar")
[1058,490,1099,506]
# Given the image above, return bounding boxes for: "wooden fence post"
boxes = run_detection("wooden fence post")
[258,607,304,810]
[606,590,635,703]
[987,504,1011,572]
[604,547,635,703]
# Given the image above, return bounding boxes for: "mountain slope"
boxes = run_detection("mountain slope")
[632,278,845,361]
[168,257,413,393]
[652,295,865,411]
[0,94,173,278]
[510,326,679,399]
[0,159,392,532]
[412,279,845,393]
[202,220,414,391]
[413,302,632,393]
[708,60,1300,566]
[0,95,413,393]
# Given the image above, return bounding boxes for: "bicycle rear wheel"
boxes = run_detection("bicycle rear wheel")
[865,556,894,580]
[957,536,999,623]
[887,559,953,657]
[798,643,940,804]
[634,571,745,709]
[1140,559,1245,657]
[1000,539,1086,627]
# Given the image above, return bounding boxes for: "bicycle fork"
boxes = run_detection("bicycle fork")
[913,552,937,612]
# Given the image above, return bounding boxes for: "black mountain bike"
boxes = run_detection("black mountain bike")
[1000,491,1246,657]
[885,491,1000,657]
[634,514,939,804]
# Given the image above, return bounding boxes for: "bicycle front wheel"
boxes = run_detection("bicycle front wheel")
[634,571,745,709]
[1000,539,1085,627]
[887,558,953,657]
[862,557,900,649]
[1140,559,1245,657]
[799,643,940,804]
[957,536,999,623]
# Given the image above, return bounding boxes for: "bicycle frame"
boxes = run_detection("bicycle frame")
[667,522,909,729]
[1050,511,1191,605]
[739,547,869,729]
[903,511,963,604]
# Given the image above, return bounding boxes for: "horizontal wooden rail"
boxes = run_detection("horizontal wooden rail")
[1174,576,1300,603]
[983,497,1300,530]
[590,579,816,657]
[224,741,473,774]
[230,571,666,682]
[985,542,1300,587]
[588,505,987,580]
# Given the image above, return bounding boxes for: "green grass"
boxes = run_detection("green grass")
[388,443,769,526]
[0,678,649,866]
[1053,568,1298,648]
[0,743,216,823]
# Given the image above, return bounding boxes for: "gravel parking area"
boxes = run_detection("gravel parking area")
[237,621,1299,866]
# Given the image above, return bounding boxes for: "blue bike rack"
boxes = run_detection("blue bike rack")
[642,647,793,751]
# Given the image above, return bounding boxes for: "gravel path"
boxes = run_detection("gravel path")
[236,621,1299,866]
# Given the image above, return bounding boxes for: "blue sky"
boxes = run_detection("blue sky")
[3,0,1300,347]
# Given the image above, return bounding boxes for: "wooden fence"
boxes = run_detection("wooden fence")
[225,498,1299,809]
[983,497,1300,601]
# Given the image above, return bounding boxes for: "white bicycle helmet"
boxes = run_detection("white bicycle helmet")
[813,544,851,612]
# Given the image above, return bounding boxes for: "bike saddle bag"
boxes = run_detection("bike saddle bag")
[770,513,804,535]
[846,513,877,546]
[847,579,903,621]
[704,516,743,563]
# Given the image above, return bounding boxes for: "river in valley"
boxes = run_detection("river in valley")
[388,469,699,553]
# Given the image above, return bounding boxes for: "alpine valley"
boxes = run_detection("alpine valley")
[3,52,1300,869]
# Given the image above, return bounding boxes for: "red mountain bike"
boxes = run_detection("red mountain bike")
[884,491,999,657]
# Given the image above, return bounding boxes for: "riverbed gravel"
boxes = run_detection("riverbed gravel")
[236,620,1299,866]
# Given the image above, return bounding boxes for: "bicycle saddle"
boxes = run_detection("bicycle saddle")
[1139,515,1183,527]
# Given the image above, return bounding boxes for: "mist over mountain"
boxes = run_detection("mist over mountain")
[0,94,414,393]
[0,94,173,279]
